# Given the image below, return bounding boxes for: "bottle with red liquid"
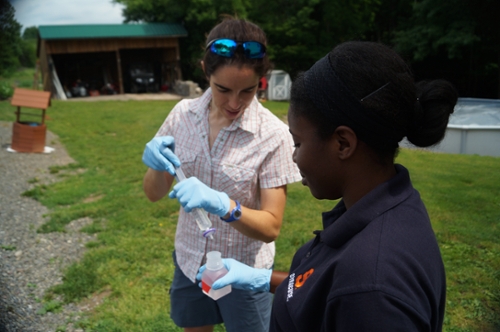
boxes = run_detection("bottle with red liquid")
[201,251,232,300]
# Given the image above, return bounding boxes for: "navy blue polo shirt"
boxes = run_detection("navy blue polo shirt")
[270,164,446,332]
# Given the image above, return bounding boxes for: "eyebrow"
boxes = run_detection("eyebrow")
[214,82,258,91]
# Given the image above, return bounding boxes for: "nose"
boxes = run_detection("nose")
[292,148,297,163]
[228,94,241,110]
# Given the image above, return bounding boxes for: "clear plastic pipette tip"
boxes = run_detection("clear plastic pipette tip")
[175,166,216,239]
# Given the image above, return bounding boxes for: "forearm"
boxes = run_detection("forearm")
[225,186,287,243]
[227,203,282,243]
[143,168,175,202]
[270,271,289,293]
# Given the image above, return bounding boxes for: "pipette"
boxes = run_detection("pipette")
[175,167,216,239]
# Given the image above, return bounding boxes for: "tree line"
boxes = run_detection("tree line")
[114,0,500,99]
[0,1,37,77]
[1,0,499,98]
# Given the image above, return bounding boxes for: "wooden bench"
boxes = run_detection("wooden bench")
[10,88,51,153]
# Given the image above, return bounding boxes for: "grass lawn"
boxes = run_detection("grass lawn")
[0,96,499,331]
[0,66,40,91]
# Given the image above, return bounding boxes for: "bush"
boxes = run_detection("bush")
[0,81,14,100]
[19,40,36,68]
[18,80,33,88]
[0,54,19,78]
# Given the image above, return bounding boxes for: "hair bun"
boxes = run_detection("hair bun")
[406,80,458,147]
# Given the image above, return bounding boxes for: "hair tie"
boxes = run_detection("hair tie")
[413,97,424,123]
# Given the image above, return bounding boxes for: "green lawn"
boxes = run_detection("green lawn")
[0,66,40,92]
[0,97,498,332]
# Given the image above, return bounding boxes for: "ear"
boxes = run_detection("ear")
[334,126,358,160]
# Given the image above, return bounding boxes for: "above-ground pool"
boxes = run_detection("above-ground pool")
[403,98,500,157]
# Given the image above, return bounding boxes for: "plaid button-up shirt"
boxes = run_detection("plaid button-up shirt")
[156,88,301,282]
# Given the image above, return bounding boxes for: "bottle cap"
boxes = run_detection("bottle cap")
[206,251,223,270]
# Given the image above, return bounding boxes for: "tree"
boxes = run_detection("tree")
[368,0,413,44]
[394,0,479,61]
[22,26,39,40]
[19,26,38,68]
[116,0,500,97]
[393,0,500,98]
[248,0,381,78]
[0,0,22,76]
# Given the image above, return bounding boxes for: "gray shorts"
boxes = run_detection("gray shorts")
[169,251,273,332]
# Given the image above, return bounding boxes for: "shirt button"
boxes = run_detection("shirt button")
[306,252,311,257]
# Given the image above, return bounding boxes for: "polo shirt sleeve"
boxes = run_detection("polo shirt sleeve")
[325,291,428,331]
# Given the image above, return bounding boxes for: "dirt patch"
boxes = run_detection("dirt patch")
[83,194,104,204]
[77,288,112,313]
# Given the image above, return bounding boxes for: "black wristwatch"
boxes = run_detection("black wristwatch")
[221,200,242,222]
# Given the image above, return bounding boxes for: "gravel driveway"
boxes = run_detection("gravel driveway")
[0,121,99,332]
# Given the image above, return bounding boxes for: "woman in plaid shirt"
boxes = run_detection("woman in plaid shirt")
[142,17,301,332]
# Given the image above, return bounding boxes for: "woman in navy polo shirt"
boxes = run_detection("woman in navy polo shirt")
[198,41,458,331]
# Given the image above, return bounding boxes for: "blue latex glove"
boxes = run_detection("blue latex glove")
[142,136,181,175]
[197,258,272,292]
[168,177,230,217]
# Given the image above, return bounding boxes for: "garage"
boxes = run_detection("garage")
[37,23,188,99]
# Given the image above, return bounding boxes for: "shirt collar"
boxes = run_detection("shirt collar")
[188,87,259,134]
[320,164,414,248]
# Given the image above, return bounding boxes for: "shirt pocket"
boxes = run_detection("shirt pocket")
[218,164,257,203]
[177,149,198,178]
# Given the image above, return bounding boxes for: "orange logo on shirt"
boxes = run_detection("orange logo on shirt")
[294,268,314,288]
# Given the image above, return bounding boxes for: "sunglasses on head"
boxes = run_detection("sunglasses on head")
[206,39,266,59]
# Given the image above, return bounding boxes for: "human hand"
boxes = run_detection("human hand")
[142,136,181,175]
[197,258,271,292]
[168,177,230,217]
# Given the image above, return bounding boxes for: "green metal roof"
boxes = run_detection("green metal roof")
[38,23,188,40]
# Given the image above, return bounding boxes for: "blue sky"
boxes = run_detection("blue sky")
[9,0,126,31]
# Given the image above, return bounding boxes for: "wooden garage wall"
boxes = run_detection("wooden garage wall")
[44,37,180,58]
[38,41,54,95]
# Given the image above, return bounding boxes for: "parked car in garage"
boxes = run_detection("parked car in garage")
[129,63,158,93]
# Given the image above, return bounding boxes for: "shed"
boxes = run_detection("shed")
[266,70,291,101]
[37,23,188,99]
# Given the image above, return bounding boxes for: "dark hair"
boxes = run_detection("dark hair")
[290,41,458,160]
[202,17,273,78]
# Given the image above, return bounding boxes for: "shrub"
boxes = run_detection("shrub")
[0,81,14,100]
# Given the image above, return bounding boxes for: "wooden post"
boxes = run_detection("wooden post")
[116,49,124,94]
[33,59,40,90]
